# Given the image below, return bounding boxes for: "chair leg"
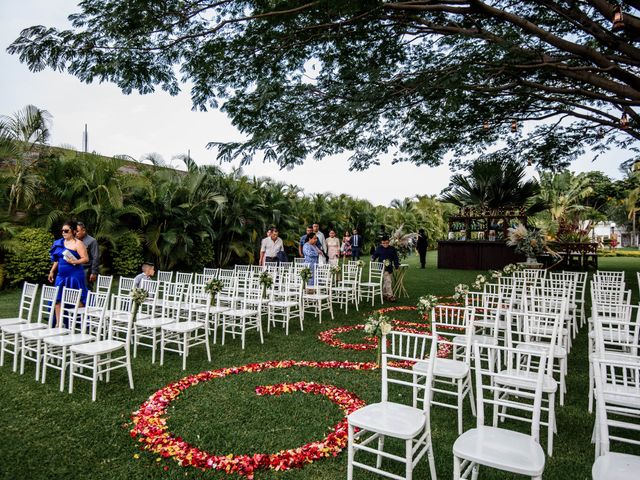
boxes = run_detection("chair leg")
[133,327,138,358]
[467,373,476,417]
[453,455,462,479]
[376,435,385,469]
[457,380,464,435]
[405,438,413,480]
[11,333,19,372]
[20,338,26,375]
[471,464,479,480]
[92,356,98,402]
[182,333,188,370]
[0,332,6,367]
[347,424,355,480]
[160,330,165,366]
[68,351,75,394]
[151,329,157,364]
[59,346,67,392]
[205,329,212,362]
[427,435,437,480]
[548,393,556,456]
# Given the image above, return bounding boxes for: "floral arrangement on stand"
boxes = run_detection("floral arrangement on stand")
[299,267,312,289]
[330,264,341,278]
[363,312,392,365]
[130,288,148,322]
[204,278,224,303]
[506,223,555,261]
[388,226,416,259]
[356,260,364,268]
[130,360,373,478]
[416,294,439,318]
[259,271,273,298]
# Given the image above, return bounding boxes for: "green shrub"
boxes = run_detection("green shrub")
[190,237,215,271]
[599,250,640,258]
[111,232,144,276]
[5,228,54,286]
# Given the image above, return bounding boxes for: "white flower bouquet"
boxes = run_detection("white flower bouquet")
[130,287,149,322]
[416,294,439,318]
[205,278,224,302]
[471,274,487,290]
[259,271,273,298]
[364,312,392,365]
[452,283,470,303]
[299,267,312,287]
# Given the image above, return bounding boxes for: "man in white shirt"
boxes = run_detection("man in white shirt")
[313,223,327,254]
[259,227,284,266]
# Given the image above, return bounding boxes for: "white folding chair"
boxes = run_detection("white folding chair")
[20,287,81,382]
[453,343,547,480]
[1,285,57,372]
[414,304,475,435]
[160,284,212,370]
[332,261,360,314]
[347,330,438,480]
[505,310,561,455]
[203,267,218,277]
[359,261,384,306]
[134,282,185,363]
[0,282,38,328]
[69,295,135,401]
[175,271,194,285]
[303,265,334,323]
[41,288,93,392]
[591,357,640,478]
[267,272,303,335]
[221,275,264,349]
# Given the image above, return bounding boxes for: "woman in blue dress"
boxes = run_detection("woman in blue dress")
[48,221,89,326]
[302,232,322,286]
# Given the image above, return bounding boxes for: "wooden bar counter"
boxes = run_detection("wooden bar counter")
[437,240,524,270]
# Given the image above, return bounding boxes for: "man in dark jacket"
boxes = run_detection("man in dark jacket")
[416,228,428,269]
[372,236,400,301]
[76,221,99,289]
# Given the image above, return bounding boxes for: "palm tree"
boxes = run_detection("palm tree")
[441,157,541,214]
[0,105,52,216]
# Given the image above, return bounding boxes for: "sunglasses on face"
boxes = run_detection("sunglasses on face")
[61,229,71,233]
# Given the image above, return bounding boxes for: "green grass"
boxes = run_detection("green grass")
[0,254,638,479]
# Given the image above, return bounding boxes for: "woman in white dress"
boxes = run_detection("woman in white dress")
[326,230,341,265]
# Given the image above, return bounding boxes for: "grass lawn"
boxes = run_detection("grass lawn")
[0,253,638,480]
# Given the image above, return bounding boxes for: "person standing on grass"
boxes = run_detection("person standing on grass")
[75,221,99,290]
[259,227,284,266]
[259,227,273,265]
[313,223,327,255]
[372,236,400,302]
[416,228,428,269]
[351,228,362,260]
[299,225,313,257]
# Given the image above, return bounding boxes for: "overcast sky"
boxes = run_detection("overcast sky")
[0,1,628,207]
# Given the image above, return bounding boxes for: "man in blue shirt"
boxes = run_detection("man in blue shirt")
[372,236,400,301]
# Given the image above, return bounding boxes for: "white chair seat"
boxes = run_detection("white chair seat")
[414,357,469,379]
[22,327,70,340]
[224,308,259,317]
[304,294,330,300]
[348,401,425,439]
[71,339,124,356]
[603,385,640,408]
[453,425,545,477]
[516,341,566,358]
[269,300,299,308]
[474,319,507,330]
[2,323,46,334]
[592,452,640,480]
[496,369,558,393]
[453,334,498,346]
[0,318,26,328]
[360,281,379,288]
[135,317,175,328]
[44,333,95,347]
[161,321,202,333]
[588,330,635,343]
[208,306,230,314]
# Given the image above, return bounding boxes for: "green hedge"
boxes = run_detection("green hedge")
[5,228,54,286]
[599,250,640,257]
[111,231,144,276]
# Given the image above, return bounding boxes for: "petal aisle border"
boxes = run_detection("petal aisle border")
[130,360,375,479]
[318,303,461,356]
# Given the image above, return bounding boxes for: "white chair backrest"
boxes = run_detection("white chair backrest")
[367,261,384,283]
[105,295,134,343]
[175,272,194,284]
[60,287,82,330]
[432,305,472,362]
[507,311,560,376]
[593,305,640,358]
[161,282,184,320]
[95,274,113,294]
[473,343,547,442]
[294,257,306,265]
[118,277,135,296]
[16,282,39,323]
[157,270,173,283]
[83,291,109,336]
[203,267,218,277]
[383,331,438,412]
[38,285,59,326]
[593,357,640,451]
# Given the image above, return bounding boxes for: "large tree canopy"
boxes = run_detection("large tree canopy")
[8,1,640,170]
